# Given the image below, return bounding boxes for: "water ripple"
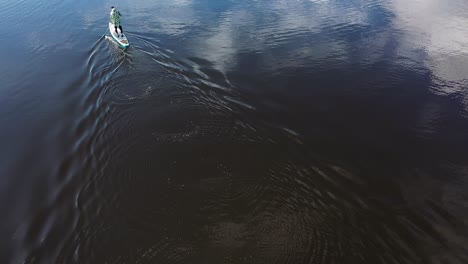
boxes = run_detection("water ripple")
[5,0,468,263]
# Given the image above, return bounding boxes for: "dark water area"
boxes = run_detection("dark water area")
[1,0,468,263]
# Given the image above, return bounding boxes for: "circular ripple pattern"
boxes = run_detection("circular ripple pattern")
[20,31,456,264]
[5,0,468,263]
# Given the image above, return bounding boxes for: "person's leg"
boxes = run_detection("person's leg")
[114,26,119,35]
[119,26,123,34]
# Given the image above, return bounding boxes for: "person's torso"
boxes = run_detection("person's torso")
[110,9,121,24]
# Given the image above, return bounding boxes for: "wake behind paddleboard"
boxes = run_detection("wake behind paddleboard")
[108,22,129,48]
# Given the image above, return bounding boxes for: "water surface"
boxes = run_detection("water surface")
[1,0,468,263]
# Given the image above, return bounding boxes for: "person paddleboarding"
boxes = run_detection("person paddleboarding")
[107,6,129,48]
[110,6,124,37]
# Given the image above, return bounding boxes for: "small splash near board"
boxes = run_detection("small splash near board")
[108,22,129,48]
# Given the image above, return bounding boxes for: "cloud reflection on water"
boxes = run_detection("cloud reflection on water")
[388,0,468,84]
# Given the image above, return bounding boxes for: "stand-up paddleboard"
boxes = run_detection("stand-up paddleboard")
[108,22,129,48]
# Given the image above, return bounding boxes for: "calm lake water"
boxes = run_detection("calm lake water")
[1,0,468,263]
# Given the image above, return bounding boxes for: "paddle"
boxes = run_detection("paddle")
[91,28,109,48]
[100,28,109,40]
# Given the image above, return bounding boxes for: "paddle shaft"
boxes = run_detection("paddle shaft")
[101,28,109,39]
